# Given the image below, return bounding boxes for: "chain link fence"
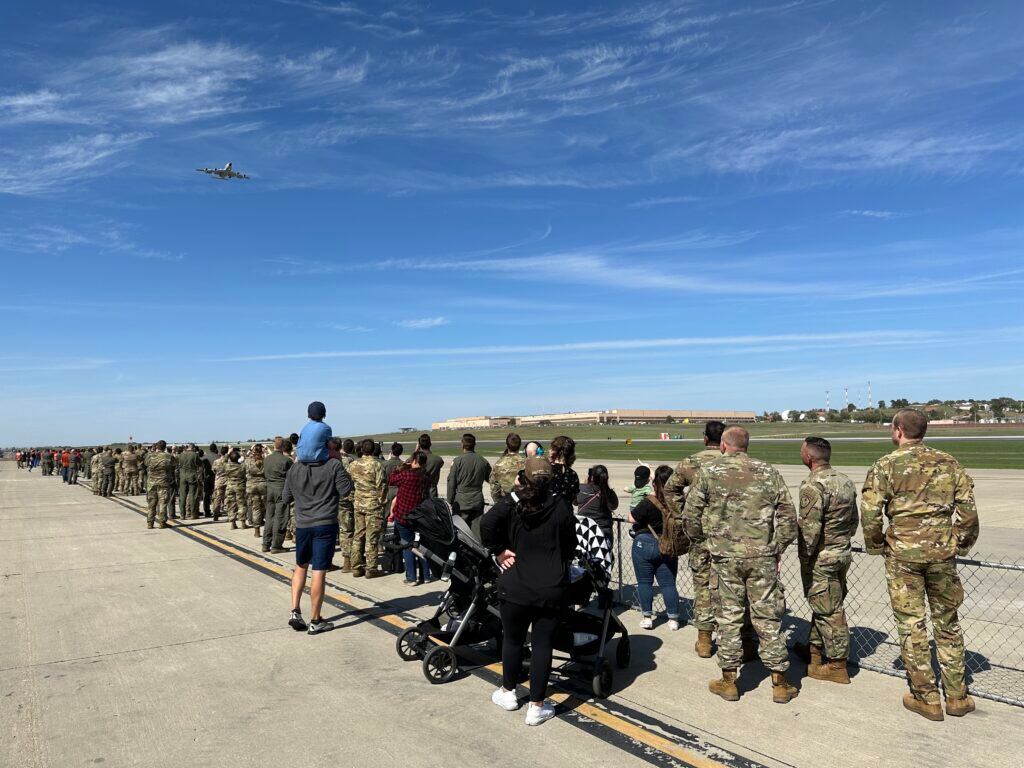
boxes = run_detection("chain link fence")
[608,519,1024,707]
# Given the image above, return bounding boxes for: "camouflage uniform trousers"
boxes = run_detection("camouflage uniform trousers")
[885,556,967,702]
[351,504,385,571]
[124,470,140,495]
[711,556,789,671]
[247,482,267,528]
[115,466,123,492]
[338,498,355,559]
[146,484,171,525]
[688,541,716,632]
[179,477,202,519]
[225,481,246,523]
[800,554,851,660]
[211,476,227,516]
[286,502,296,539]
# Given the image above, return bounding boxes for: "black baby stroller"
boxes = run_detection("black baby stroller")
[393,499,504,685]
[393,499,630,698]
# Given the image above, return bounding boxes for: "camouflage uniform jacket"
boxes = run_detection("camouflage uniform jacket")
[143,452,175,487]
[665,447,723,535]
[682,451,797,558]
[798,466,859,565]
[212,456,227,480]
[338,454,357,510]
[90,453,102,475]
[349,455,387,510]
[244,457,266,489]
[490,453,525,501]
[223,460,246,488]
[122,450,139,472]
[861,441,979,562]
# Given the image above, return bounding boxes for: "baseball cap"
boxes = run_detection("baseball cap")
[524,457,553,483]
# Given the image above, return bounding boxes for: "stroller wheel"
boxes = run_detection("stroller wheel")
[592,658,613,699]
[422,646,459,685]
[396,627,427,661]
[615,637,631,669]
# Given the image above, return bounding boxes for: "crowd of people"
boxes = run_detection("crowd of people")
[16,404,981,726]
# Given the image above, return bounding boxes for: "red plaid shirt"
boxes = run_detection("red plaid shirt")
[388,467,425,523]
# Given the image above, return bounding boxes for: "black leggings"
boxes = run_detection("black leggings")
[500,602,562,702]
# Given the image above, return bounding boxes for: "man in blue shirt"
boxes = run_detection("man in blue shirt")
[296,401,332,463]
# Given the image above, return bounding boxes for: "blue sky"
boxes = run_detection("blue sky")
[2,0,1023,445]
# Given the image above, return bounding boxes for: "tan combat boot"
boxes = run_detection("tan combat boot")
[902,693,944,721]
[230,521,237,529]
[810,658,851,685]
[695,631,714,659]
[708,669,740,701]
[771,672,799,704]
[340,557,352,574]
[351,567,365,578]
[945,695,976,717]
[364,569,385,579]
[241,520,250,529]
[147,522,154,529]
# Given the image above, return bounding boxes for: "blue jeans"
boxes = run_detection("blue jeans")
[631,533,680,618]
[395,522,430,582]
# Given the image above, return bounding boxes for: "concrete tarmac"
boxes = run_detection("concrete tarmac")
[3,461,1023,768]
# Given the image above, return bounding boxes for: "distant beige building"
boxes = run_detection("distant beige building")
[432,409,757,430]
[430,416,516,430]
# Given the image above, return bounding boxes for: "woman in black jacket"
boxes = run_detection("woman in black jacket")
[480,457,576,727]
[576,464,619,543]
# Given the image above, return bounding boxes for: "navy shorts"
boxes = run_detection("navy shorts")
[295,523,339,570]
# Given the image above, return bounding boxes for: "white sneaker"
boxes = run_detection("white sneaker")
[525,701,556,726]
[639,616,654,630]
[492,687,520,711]
[668,619,680,631]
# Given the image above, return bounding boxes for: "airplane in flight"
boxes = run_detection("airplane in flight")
[196,162,250,180]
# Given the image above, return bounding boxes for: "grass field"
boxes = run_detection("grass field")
[364,423,1024,469]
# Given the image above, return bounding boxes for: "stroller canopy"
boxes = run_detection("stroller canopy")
[574,514,614,586]
[406,498,457,548]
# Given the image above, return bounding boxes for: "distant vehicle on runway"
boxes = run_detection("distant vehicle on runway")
[196,162,250,180]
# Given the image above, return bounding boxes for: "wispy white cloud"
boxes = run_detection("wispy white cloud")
[214,329,952,363]
[626,195,702,208]
[0,220,181,261]
[396,316,449,330]
[842,209,902,219]
[0,133,149,195]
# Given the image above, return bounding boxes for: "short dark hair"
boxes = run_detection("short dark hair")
[704,420,726,445]
[289,432,300,445]
[282,438,292,452]
[342,438,355,453]
[894,408,928,439]
[505,433,522,453]
[411,450,428,466]
[418,433,432,450]
[804,436,832,461]
[462,433,476,451]
[391,442,403,457]
[219,445,228,455]
[156,440,167,450]
[359,438,375,456]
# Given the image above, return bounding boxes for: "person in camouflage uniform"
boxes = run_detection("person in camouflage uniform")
[337,439,357,565]
[489,433,525,503]
[99,447,117,497]
[666,420,728,657]
[794,437,859,684]
[143,441,175,528]
[284,435,298,540]
[862,408,980,721]
[122,446,140,495]
[90,449,103,495]
[683,426,799,704]
[177,443,202,520]
[245,444,267,538]
[347,439,388,577]
[114,448,124,492]
[138,446,148,494]
[223,448,248,529]
[211,446,229,520]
